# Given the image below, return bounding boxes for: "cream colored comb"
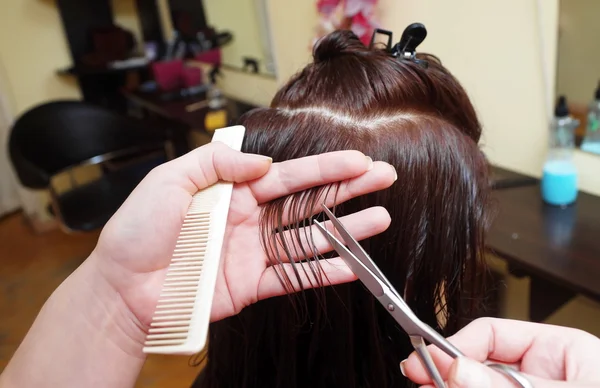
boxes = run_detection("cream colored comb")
[143,125,245,355]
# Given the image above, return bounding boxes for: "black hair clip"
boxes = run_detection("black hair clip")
[369,23,430,68]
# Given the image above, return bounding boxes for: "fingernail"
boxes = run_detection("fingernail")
[366,156,373,171]
[391,164,397,181]
[399,359,407,377]
[250,154,272,163]
[452,357,491,388]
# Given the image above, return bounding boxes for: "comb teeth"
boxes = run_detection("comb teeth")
[142,125,245,355]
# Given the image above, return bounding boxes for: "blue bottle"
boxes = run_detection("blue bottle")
[541,96,579,206]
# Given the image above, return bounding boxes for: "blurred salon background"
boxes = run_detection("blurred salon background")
[1,1,600,386]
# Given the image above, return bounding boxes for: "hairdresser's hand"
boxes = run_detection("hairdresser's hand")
[92,142,396,336]
[0,144,394,388]
[402,317,600,387]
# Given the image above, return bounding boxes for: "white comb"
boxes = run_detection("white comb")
[142,125,245,355]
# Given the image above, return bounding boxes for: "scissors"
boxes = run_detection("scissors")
[313,204,533,388]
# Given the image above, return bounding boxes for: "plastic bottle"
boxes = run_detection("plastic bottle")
[581,81,600,154]
[541,96,580,206]
[207,65,226,109]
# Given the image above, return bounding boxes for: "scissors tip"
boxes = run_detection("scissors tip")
[321,204,335,217]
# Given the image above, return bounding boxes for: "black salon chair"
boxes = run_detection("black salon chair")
[8,100,172,232]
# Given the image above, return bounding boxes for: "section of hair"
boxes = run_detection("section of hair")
[195,30,492,388]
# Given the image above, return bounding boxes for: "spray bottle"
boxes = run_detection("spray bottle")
[541,96,579,206]
[581,81,600,154]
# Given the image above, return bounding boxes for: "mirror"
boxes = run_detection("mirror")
[165,0,277,78]
[202,0,276,77]
[556,0,600,155]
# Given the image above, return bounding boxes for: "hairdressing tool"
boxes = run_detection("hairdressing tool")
[313,204,533,388]
[143,125,245,355]
[369,23,432,68]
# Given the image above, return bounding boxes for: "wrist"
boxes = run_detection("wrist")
[0,254,147,387]
[62,254,148,358]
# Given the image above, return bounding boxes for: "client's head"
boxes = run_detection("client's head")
[199,30,492,388]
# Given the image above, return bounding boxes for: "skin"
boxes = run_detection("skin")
[402,317,600,388]
[0,142,397,388]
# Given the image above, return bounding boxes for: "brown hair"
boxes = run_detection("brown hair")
[195,30,492,388]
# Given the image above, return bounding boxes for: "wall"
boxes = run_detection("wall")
[556,0,600,106]
[265,1,317,81]
[0,0,145,118]
[0,66,21,217]
[0,1,79,227]
[111,0,144,51]
[0,0,81,117]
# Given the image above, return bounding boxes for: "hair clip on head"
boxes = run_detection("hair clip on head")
[369,23,430,68]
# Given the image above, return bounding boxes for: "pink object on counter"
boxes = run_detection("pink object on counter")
[152,59,184,91]
[194,49,221,66]
[182,66,203,87]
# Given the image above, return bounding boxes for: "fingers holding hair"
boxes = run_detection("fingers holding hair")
[249,152,395,295]
[248,151,397,209]
[248,150,371,202]
[255,158,396,227]
[256,206,392,299]
[268,207,390,264]
[153,146,396,222]
[256,257,357,301]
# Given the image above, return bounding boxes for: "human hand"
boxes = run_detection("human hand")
[402,317,600,387]
[90,142,396,347]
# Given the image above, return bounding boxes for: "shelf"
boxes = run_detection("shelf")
[56,63,150,77]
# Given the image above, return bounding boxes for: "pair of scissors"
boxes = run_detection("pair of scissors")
[313,204,533,388]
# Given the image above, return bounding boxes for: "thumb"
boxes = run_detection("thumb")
[447,357,505,388]
[204,141,273,184]
[448,357,597,388]
[164,141,273,194]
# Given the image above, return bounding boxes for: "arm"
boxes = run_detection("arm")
[0,257,146,388]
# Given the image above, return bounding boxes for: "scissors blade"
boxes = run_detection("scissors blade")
[411,335,445,388]
[315,207,465,360]
[320,206,393,285]
[313,220,385,297]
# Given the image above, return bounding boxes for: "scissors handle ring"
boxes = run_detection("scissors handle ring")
[487,363,534,388]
